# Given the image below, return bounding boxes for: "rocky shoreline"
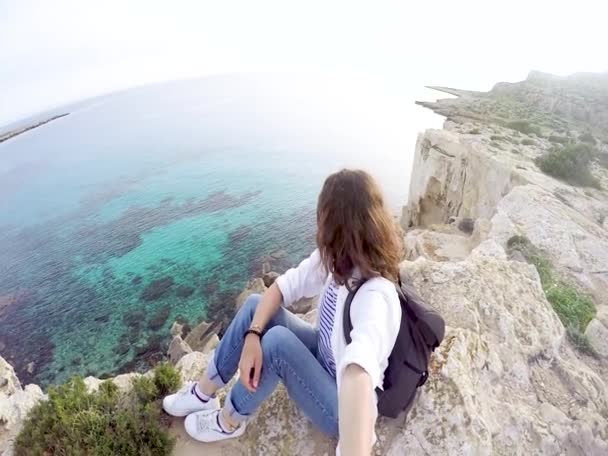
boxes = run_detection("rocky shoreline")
[2,71,608,455]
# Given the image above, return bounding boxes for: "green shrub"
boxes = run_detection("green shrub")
[130,363,181,403]
[153,362,181,396]
[490,141,504,150]
[506,120,542,136]
[507,235,530,250]
[132,375,159,403]
[536,143,601,188]
[579,131,597,144]
[507,236,552,285]
[546,284,595,331]
[14,371,178,456]
[490,135,504,141]
[506,235,596,351]
[528,254,553,288]
[548,134,569,145]
[468,128,481,135]
[521,138,536,146]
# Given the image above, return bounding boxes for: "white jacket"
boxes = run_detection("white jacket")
[276,249,401,448]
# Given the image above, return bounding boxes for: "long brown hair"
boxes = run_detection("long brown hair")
[316,169,402,284]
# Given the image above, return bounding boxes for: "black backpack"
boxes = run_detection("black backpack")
[343,277,445,419]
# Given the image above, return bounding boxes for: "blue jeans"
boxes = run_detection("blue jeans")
[206,294,339,437]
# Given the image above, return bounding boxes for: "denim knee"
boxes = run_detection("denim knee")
[240,293,262,318]
[261,326,293,357]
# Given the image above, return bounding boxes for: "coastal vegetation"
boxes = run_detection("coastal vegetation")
[521,138,536,146]
[536,142,601,189]
[507,235,596,354]
[579,131,597,144]
[548,134,570,145]
[504,119,542,137]
[14,363,181,456]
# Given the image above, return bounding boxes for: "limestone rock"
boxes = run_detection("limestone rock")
[175,352,209,383]
[402,129,528,228]
[509,249,528,263]
[235,278,267,310]
[287,296,317,314]
[262,271,280,288]
[585,319,608,358]
[0,357,20,396]
[0,384,45,455]
[404,226,472,262]
[595,305,608,328]
[167,336,192,365]
[488,185,608,301]
[470,217,491,246]
[471,239,507,260]
[401,125,608,304]
[170,321,184,338]
[81,373,146,395]
[235,274,313,314]
[384,252,608,455]
[184,320,220,354]
[300,308,318,325]
[204,335,219,354]
[83,376,103,393]
[112,373,141,391]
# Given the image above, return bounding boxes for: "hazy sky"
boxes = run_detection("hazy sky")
[1,0,606,125]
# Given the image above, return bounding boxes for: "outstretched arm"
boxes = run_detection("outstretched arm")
[336,286,401,455]
[339,364,374,455]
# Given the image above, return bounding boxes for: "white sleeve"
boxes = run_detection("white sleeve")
[337,287,401,390]
[275,249,327,307]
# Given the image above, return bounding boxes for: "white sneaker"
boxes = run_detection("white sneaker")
[162,381,220,417]
[184,409,246,443]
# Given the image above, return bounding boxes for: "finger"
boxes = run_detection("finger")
[252,356,262,389]
[248,367,257,391]
[239,363,254,392]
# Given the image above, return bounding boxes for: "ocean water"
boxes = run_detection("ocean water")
[0,73,445,386]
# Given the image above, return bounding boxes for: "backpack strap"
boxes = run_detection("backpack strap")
[343,278,388,397]
[343,279,368,345]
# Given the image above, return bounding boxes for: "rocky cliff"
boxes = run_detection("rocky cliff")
[2,71,608,455]
[408,71,608,304]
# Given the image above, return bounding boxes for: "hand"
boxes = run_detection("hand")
[238,334,263,392]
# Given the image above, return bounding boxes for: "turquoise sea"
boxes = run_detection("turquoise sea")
[0,74,444,386]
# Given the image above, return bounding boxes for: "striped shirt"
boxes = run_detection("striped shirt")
[318,280,339,377]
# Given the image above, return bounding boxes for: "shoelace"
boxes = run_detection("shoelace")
[197,410,222,433]
[177,380,196,397]
[197,410,240,434]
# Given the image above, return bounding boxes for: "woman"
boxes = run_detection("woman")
[163,169,402,455]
